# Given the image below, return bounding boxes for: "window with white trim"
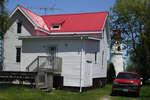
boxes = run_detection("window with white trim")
[51,24,61,30]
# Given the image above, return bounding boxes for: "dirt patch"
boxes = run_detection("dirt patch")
[100,96,110,100]
[0,95,8,99]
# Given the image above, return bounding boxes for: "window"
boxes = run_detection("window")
[95,52,97,63]
[116,73,138,80]
[17,22,22,33]
[16,48,21,62]
[102,51,104,68]
[51,24,60,30]
[49,47,56,57]
[117,46,121,51]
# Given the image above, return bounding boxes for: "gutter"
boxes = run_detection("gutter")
[80,36,84,92]
[18,35,101,40]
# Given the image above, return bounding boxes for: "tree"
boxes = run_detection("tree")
[129,4,150,81]
[110,0,150,82]
[0,0,10,70]
[110,0,147,52]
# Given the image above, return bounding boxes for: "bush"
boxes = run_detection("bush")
[107,62,116,83]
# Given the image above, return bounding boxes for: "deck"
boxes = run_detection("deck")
[0,71,37,85]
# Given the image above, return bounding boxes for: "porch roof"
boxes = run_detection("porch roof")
[18,35,101,41]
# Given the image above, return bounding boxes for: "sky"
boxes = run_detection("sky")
[6,0,115,15]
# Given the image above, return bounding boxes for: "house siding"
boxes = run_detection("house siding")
[3,10,33,71]
[83,25,108,87]
[93,25,108,78]
[84,40,98,86]
[21,39,84,87]
[98,24,108,78]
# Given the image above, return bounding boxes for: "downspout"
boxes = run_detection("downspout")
[80,36,83,92]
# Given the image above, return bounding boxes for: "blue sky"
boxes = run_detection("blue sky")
[6,0,115,15]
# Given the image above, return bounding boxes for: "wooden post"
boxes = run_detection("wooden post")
[45,72,48,88]
[35,72,39,88]
[46,72,53,91]
[37,57,39,71]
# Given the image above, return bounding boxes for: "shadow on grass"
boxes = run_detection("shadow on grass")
[0,83,34,90]
[143,80,150,86]
[141,96,150,98]
[0,83,14,89]
[110,92,139,98]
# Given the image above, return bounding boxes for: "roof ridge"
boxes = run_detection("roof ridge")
[40,11,108,17]
[17,5,40,17]
[17,5,49,32]
[17,5,108,17]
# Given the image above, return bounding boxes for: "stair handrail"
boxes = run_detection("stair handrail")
[26,56,62,73]
[26,56,39,72]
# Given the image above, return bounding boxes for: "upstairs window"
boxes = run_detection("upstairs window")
[51,24,61,30]
[16,48,21,62]
[17,22,22,33]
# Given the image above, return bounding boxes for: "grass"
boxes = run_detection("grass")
[0,83,150,100]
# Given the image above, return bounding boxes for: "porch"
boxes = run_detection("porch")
[0,56,63,91]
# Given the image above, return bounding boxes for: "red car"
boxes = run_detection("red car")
[111,72,142,97]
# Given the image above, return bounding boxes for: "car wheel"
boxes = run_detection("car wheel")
[111,90,116,96]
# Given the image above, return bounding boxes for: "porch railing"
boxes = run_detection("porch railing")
[26,56,62,73]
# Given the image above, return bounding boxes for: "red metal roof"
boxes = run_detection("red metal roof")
[18,5,49,31]
[41,12,108,32]
[18,5,108,35]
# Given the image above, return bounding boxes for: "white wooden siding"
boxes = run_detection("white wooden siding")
[3,10,33,71]
[84,40,100,86]
[21,39,83,87]
[95,25,108,78]
[84,25,108,81]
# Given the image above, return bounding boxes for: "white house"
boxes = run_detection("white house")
[3,5,110,91]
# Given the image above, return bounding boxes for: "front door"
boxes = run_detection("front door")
[48,47,57,70]
[49,47,57,57]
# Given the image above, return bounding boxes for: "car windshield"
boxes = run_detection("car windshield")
[116,73,138,80]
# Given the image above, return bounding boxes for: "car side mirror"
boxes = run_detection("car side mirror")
[140,78,143,86]
[140,77,143,80]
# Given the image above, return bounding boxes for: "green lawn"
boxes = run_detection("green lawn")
[0,83,150,100]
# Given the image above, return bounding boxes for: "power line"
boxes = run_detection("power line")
[27,6,62,15]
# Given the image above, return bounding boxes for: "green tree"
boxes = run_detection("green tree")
[110,0,150,81]
[110,0,147,52]
[130,4,150,81]
[0,0,10,70]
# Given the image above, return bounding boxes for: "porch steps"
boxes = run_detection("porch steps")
[39,86,51,92]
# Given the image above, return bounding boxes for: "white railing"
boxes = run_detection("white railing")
[26,56,62,73]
